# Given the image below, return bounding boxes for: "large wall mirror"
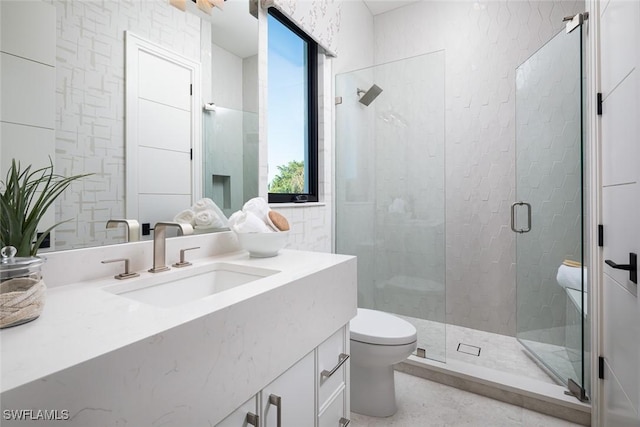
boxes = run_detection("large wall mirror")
[0,0,258,252]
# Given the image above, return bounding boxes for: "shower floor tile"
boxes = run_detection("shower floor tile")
[397,316,561,385]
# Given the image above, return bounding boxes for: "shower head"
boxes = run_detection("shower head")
[357,84,383,106]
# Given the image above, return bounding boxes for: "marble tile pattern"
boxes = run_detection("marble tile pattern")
[371,0,584,336]
[42,0,201,250]
[349,371,583,427]
[398,314,561,385]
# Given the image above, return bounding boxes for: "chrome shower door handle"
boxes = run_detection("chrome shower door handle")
[511,202,532,233]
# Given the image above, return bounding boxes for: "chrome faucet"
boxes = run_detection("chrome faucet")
[148,222,194,273]
[106,219,140,242]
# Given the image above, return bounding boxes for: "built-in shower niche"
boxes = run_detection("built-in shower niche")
[211,174,231,210]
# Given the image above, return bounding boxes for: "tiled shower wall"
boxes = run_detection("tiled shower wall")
[372,0,583,336]
[44,0,200,249]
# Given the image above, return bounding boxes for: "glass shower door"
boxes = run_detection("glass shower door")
[335,51,446,362]
[514,23,588,398]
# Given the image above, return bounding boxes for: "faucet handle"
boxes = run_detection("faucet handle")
[173,247,200,268]
[102,258,140,280]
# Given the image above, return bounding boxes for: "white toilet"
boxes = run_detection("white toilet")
[349,308,417,417]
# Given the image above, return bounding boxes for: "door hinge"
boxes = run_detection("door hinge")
[598,224,604,247]
[597,93,603,115]
[598,356,605,379]
[190,84,193,96]
[190,148,193,160]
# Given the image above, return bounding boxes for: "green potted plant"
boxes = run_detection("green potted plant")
[0,159,90,328]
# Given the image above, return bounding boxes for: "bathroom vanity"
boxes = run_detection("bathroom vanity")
[0,237,357,426]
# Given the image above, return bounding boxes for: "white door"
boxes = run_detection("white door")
[599,0,640,425]
[125,32,201,234]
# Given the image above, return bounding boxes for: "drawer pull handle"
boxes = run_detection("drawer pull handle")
[321,353,350,379]
[246,412,259,426]
[339,417,351,427]
[268,394,282,427]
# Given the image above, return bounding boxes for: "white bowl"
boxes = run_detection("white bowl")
[236,231,289,258]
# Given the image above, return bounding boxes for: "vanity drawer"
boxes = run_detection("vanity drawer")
[318,388,349,427]
[318,327,348,408]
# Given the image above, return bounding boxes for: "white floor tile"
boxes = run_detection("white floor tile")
[350,372,583,427]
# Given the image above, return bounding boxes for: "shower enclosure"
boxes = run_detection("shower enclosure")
[335,51,447,362]
[514,21,589,398]
[202,106,259,218]
[335,21,589,398]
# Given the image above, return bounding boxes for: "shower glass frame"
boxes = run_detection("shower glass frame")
[335,51,447,362]
[514,23,589,396]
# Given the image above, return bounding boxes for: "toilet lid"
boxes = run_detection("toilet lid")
[350,308,417,346]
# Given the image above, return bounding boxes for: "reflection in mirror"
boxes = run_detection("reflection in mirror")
[0,0,258,252]
[203,107,258,219]
[205,1,259,217]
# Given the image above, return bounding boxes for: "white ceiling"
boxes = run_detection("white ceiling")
[362,0,419,16]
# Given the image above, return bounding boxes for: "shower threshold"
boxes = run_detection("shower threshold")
[397,354,591,425]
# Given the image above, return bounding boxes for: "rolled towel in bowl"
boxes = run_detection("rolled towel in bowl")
[242,197,277,230]
[174,209,196,226]
[556,264,588,291]
[229,210,273,233]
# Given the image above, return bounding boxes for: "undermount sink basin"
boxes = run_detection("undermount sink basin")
[104,263,279,308]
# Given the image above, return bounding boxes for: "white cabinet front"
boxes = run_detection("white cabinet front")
[215,394,259,427]
[261,351,315,427]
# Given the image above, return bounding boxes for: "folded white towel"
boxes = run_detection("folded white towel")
[194,209,225,228]
[556,264,588,291]
[229,210,273,233]
[174,209,196,225]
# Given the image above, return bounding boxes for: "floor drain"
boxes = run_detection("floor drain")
[457,343,481,356]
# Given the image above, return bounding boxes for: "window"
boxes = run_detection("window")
[267,8,318,203]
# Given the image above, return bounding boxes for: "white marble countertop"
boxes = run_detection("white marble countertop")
[0,249,354,393]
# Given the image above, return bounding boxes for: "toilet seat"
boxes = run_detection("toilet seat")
[350,308,417,346]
